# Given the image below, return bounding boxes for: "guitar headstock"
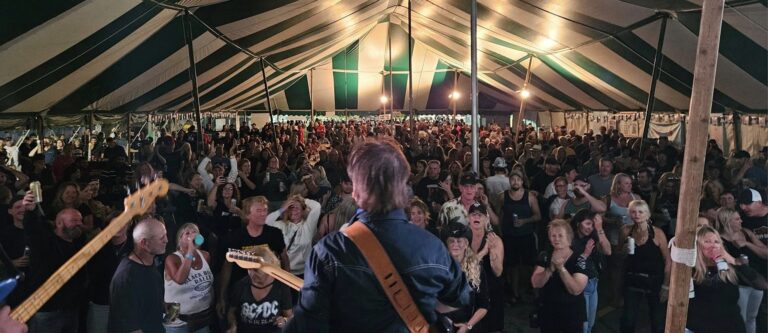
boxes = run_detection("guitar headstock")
[226,249,265,270]
[122,179,169,216]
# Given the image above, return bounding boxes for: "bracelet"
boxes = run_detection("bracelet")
[597,230,605,235]
[661,285,669,291]
[185,253,195,261]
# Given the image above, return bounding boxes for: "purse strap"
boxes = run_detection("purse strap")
[342,221,430,333]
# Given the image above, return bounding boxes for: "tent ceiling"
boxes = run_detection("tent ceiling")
[0,0,765,114]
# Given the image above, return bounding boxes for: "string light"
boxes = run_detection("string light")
[448,91,461,100]
[380,95,388,104]
[520,89,531,99]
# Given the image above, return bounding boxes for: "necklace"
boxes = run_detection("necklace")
[131,250,148,266]
[251,282,273,290]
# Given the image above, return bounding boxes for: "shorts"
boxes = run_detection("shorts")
[503,233,538,267]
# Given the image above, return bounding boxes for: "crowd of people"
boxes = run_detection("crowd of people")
[0,117,766,333]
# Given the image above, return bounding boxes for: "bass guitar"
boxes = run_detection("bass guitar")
[9,179,169,322]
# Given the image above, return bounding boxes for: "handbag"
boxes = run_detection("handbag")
[342,221,432,333]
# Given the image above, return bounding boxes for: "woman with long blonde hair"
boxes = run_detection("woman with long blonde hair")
[443,222,488,332]
[712,209,768,333]
[686,226,767,333]
[619,199,670,333]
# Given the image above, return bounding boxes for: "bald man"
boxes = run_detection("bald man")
[21,192,86,333]
[108,218,167,333]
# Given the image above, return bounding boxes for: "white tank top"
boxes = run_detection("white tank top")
[164,250,214,314]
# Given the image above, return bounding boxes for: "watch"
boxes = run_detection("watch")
[466,323,473,330]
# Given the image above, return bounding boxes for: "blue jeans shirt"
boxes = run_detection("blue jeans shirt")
[285,209,470,333]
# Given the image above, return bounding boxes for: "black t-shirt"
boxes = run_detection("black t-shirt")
[23,211,87,311]
[531,172,556,195]
[536,250,589,305]
[88,241,126,305]
[108,258,164,333]
[224,226,286,289]
[741,212,768,246]
[229,276,292,333]
[570,233,601,278]
[0,223,31,307]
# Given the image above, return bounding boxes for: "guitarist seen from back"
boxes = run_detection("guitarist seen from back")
[285,137,470,332]
[21,191,86,333]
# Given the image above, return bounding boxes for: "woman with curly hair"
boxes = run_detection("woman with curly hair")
[442,222,489,333]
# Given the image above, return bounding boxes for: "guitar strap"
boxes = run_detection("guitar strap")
[342,221,430,333]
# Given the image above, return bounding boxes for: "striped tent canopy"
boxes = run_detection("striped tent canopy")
[0,0,765,115]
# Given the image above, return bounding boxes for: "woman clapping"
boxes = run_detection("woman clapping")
[531,219,589,333]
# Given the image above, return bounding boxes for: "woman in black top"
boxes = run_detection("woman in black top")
[443,222,489,333]
[713,208,768,333]
[207,182,242,238]
[618,200,670,333]
[226,240,292,333]
[467,203,504,332]
[570,210,611,333]
[686,226,768,333]
[531,219,589,333]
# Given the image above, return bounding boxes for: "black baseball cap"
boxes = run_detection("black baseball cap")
[459,172,480,185]
[442,222,472,243]
[468,202,488,215]
[739,188,765,205]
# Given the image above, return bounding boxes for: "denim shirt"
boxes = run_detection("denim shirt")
[284,209,470,333]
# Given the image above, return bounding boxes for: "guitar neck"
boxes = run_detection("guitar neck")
[11,213,132,322]
[260,266,304,291]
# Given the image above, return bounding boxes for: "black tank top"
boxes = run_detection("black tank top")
[502,190,534,236]
[625,223,664,276]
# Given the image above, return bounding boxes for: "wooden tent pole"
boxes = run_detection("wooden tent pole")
[664,1,724,332]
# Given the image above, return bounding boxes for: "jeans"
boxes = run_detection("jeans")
[738,285,764,333]
[620,288,665,333]
[163,323,210,333]
[583,278,598,333]
[86,302,110,333]
[29,308,79,333]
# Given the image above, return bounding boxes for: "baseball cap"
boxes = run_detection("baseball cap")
[531,144,542,151]
[734,150,751,159]
[468,202,488,215]
[459,172,480,185]
[492,157,507,169]
[739,188,764,205]
[442,222,472,243]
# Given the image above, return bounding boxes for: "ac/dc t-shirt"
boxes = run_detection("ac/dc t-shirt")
[224,226,285,289]
[229,276,292,333]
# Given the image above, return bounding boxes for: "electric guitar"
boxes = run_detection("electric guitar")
[225,250,303,291]
[8,179,169,322]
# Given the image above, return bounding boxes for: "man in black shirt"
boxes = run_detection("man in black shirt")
[22,192,86,333]
[216,196,287,319]
[0,196,31,307]
[108,218,167,333]
[738,188,768,333]
[531,157,560,195]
